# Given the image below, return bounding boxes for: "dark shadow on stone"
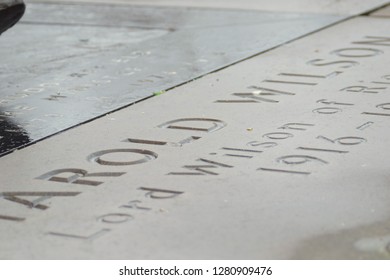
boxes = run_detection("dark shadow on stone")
[0,115,30,156]
[0,3,25,35]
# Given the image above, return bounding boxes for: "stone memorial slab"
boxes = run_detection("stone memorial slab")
[26,0,390,15]
[0,3,344,156]
[1,16,390,259]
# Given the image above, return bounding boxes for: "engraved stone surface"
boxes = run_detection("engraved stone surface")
[1,16,390,259]
[26,0,390,15]
[0,3,344,156]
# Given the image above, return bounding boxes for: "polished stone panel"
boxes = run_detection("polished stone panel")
[1,16,390,259]
[0,3,343,156]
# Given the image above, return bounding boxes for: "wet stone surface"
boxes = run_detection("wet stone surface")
[0,3,343,156]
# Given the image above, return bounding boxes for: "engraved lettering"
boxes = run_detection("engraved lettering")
[247,141,278,148]
[376,103,390,110]
[158,118,226,133]
[221,147,262,159]
[313,107,342,114]
[331,48,383,57]
[224,154,253,159]
[168,158,232,175]
[37,169,126,186]
[0,214,26,222]
[215,92,278,103]
[258,167,310,175]
[138,187,183,199]
[48,228,110,240]
[277,155,328,165]
[278,71,342,79]
[371,81,390,85]
[263,71,342,86]
[175,136,202,146]
[341,86,386,94]
[297,147,348,153]
[362,112,390,117]
[356,121,374,130]
[248,86,295,96]
[0,192,80,210]
[317,135,366,145]
[222,147,263,153]
[197,158,234,168]
[353,36,390,47]
[263,79,317,86]
[124,136,201,147]
[87,149,158,166]
[263,132,293,140]
[306,59,358,68]
[383,75,390,80]
[279,123,315,131]
[98,213,134,224]
[317,99,354,106]
[169,165,220,175]
[125,138,168,146]
[216,87,295,103]
[120,200,151,211]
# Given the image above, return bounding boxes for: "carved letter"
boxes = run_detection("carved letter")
[36,168,125,186]
[158,118,226,133]
[353,36,390,47]
[138,187,183,199]
[87,149,158,166]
